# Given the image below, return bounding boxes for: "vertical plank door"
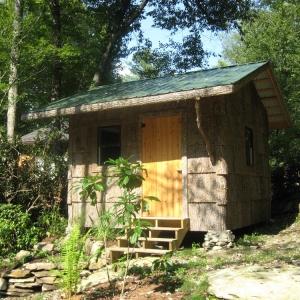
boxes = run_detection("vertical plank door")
[142,115,182,217]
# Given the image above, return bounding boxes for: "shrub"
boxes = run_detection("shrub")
[0,204,39,257]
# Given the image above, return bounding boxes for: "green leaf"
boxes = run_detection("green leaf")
[94,183,104,191]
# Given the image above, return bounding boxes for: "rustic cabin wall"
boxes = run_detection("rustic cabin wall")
[224,84,271,230]
[185,83,270,231]
[186,97,228,231]
[67,102,187,226]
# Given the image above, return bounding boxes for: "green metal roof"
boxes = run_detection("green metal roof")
[21,61,291,129]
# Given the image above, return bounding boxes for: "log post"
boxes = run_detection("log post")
[195,98,215,165]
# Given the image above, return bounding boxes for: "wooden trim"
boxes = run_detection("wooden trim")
[181,110,188,219]
[22,85,234,120]
[269,122,291,129]
[266,68,292,128]
[232,62,271,92]
[253,78,271,83]
[256,87,275,93]
[258,97,278,103]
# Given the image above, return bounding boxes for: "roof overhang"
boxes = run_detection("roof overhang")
[21,84,234,120]
[21,62,292,130]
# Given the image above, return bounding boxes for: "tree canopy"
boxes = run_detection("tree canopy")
[0,0,255,137]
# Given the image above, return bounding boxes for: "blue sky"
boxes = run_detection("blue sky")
[123,16,224,73]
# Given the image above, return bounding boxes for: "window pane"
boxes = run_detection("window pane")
[98,126,121,165]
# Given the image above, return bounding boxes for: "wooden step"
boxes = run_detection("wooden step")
[117,236,177,250]
[138,217,190,229]
[110,247,171,263]
[110,217,190,263]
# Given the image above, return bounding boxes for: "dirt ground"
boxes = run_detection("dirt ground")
[2,211,300,300]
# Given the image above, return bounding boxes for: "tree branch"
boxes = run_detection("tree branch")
[90,0,149,88]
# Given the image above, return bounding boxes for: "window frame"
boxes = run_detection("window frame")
[245,126,254,167]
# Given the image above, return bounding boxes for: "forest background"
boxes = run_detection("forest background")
[0,0,299,257]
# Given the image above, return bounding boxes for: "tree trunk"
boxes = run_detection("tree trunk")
[48,0,62,155]
[7,0,23,144]
[90,0,149,88]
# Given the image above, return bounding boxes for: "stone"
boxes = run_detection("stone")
[15,250,31,261]
[84,238,94,256]
[0,278,7,291]
[203,241,211,248]
[42,283,60,291]
[13,282,41,288]
[88,258,106,270]
[216,242,226,246]
[32,270,56,277]
[9,277,35,283]
[0,291,32,297]
[80,270,92,278]
[6,285,35,294]
[33,243,55,253]
[78,269,119,293]
[226,242,233,248]
[212,246,222,251]
[36,277,58,285]
[90,240,104,256]
[2,269,31,278]
[208,265,300,300]
[25,262,56,271]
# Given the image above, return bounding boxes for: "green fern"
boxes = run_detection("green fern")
[54,224,86,299]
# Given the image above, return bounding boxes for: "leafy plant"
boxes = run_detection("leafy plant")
[128,263,152,279]
[72,156,159,298]
[89,210,119,289]
[37,200,67,237]
[106,157,159,297]
[0,204,39,257]
[152,254,174,273]
[53,223,87,299]
[73,174,105,207]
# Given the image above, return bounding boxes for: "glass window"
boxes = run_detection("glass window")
[245,127,254,166]
[97,125,121,165]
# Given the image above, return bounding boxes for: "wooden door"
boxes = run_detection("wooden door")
[142,115,182,217]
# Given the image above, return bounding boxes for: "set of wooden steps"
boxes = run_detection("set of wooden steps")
[110,217,190,263]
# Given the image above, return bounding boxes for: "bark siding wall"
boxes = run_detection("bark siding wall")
[67,82,271,231]
[186,83,270,231]
[67,102,187,226]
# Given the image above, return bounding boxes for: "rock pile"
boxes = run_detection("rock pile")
[203,230,235,251]
[0,262,59,297]
[0,239,105,297]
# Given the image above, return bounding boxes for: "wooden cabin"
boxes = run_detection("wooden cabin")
[22,61,291,255]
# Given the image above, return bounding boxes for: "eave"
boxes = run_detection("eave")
[21,61,292,130]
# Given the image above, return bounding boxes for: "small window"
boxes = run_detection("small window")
[245,127,254,166]
[97,125,121,166]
